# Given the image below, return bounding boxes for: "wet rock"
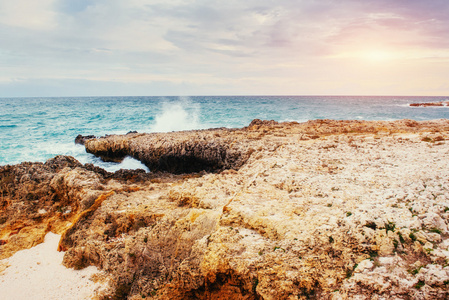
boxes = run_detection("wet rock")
[75,135,96,145]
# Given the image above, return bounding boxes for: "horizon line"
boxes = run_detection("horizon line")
[1,94,449,99]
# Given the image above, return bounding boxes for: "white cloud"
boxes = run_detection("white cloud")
[0,0,58,30]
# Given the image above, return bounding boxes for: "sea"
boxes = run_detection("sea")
[1,95,448,172]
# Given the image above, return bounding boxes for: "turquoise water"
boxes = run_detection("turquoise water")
[1,96,448,171]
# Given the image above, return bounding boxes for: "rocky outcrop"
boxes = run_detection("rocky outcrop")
[82,119,449,174]
[410,101,449,107]
[2,119,449,299]
[0,156,166,260]
[75,134,97,145]
[0,156,90,259]
[82,128,250,173]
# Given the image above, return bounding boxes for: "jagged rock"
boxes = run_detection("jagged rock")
[83,128,252,173]
[2,119,449,299]
[75,134,97,145]
[248,119,279,129]
[0,156,106,259]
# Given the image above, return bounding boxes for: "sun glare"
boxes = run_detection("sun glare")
[363,50,393,62]
[331,48,397,64]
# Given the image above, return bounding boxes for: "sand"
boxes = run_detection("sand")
[0,232,108,300]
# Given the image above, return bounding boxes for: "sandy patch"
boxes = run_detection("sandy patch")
[0,232,109,300]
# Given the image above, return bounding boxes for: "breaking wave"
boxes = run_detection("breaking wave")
[149,98,206,133]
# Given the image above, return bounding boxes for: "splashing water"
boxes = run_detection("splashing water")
[149,99,205,133]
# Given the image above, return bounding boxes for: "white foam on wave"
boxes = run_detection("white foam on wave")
[74,149,150,173]
[149,98,205,133]
[103,156,150,173]
[38,143,150,173]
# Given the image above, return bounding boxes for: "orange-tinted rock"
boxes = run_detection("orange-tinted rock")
[2,119,449,299]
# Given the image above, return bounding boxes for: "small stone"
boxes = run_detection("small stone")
[354,259,374,273]
[379,257,395,265]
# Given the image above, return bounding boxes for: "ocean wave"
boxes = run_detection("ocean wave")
[148,98,207,133]
[70,146,149,172]
[99,156,150,173]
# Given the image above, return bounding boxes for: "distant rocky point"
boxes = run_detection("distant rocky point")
[409,100,449,107]
[1,119,449,299]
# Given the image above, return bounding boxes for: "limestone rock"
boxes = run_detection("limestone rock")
[2,119,449,299]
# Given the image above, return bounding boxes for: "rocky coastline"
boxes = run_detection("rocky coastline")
[1,119,449,299]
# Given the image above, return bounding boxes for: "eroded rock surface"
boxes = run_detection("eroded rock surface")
[2,119,449,299]
[82,119,449,174]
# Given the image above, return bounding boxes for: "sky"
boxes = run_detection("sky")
[1,0,449,97]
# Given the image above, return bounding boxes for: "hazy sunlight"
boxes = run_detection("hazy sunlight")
[363,50,394,62]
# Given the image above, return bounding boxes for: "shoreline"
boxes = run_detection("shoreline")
[1,119,449,299]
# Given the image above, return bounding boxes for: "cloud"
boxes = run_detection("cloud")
[57,0,94,14]
[0,0,58,30]
[324,0,449,49]
[1,0,449,96]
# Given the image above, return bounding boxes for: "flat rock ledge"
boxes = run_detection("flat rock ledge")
[1,119,449,299]
[83,118,446,173]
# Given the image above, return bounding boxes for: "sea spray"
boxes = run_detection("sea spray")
[97,99,208,172]
[84,99,207,172]
[149,98,206,133]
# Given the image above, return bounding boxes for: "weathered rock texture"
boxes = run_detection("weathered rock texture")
[83,119,447,174]
[2,119,449,299]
